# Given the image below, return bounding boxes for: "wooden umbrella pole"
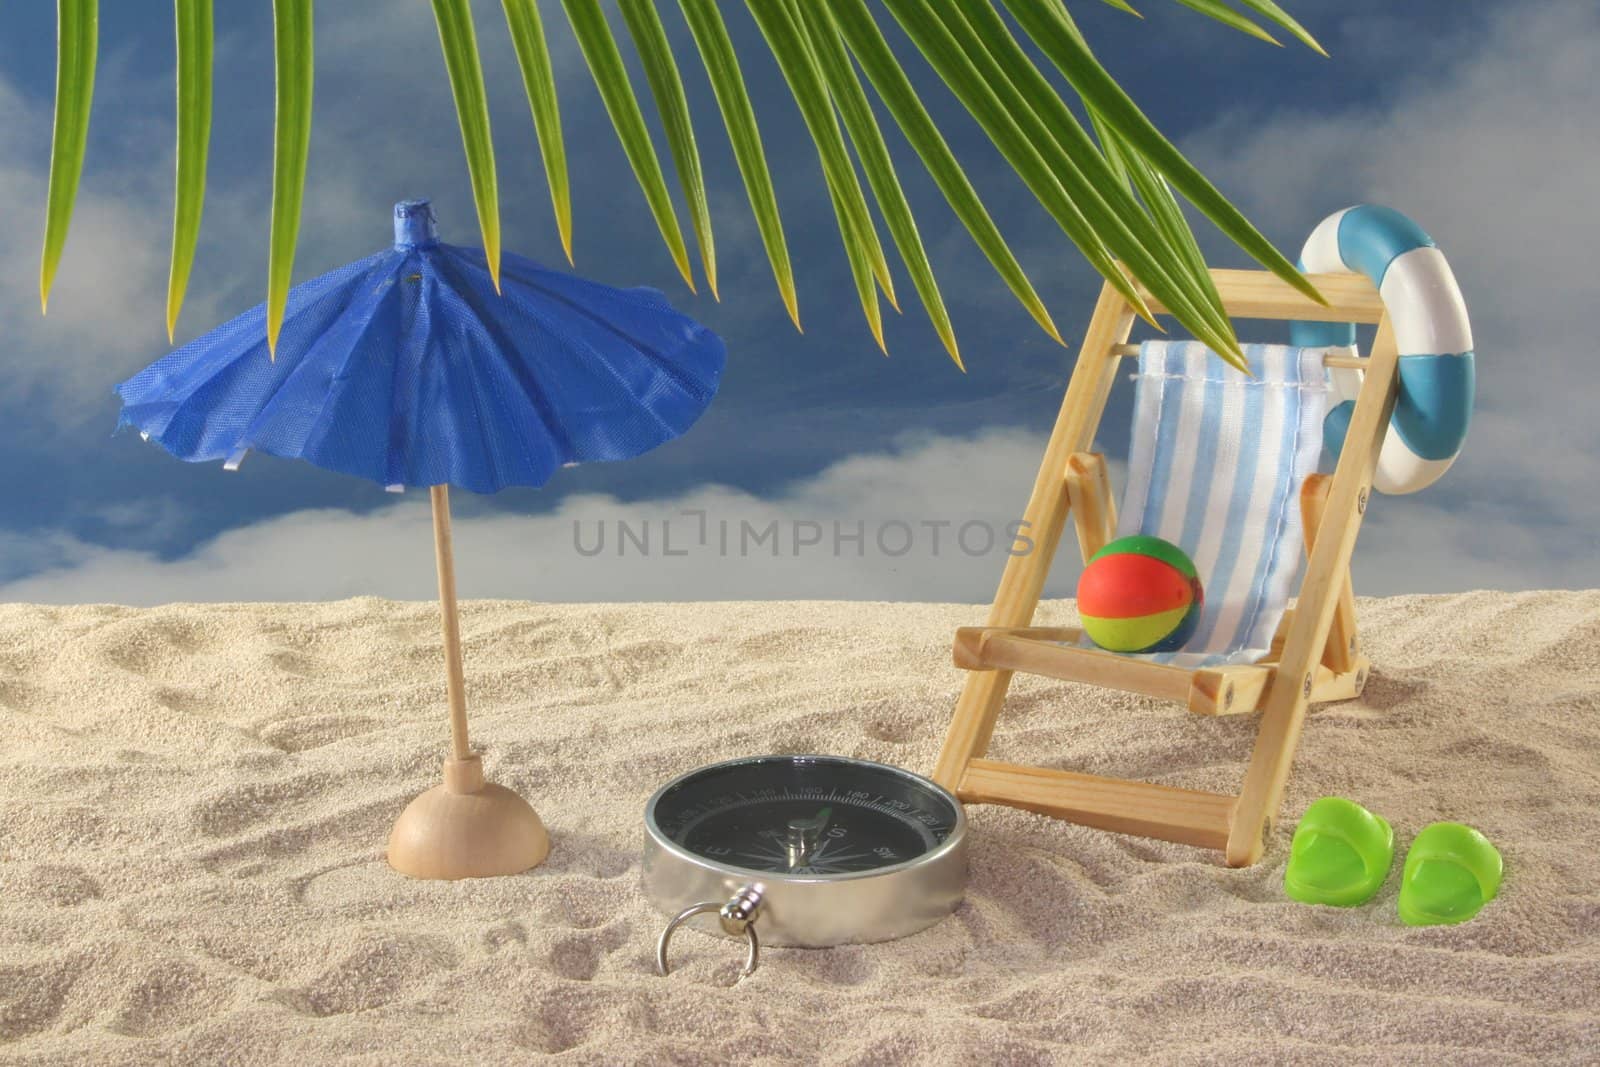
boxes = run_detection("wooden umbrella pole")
[391,484,550,878]
[430,485,472,762]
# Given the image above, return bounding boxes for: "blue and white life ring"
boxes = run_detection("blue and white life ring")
[1290,205,1474,495]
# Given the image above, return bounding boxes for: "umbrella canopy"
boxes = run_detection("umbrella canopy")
[116,200,725,494]
[112,199,728,880]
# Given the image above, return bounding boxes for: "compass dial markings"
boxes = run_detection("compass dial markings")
[652,757,960,877]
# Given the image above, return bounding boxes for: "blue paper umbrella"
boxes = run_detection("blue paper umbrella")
[114,200,726,879]
[117,199,725,493]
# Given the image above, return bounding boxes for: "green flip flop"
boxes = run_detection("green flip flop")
[1397,822,1503,927]
[1283,797,1395,907]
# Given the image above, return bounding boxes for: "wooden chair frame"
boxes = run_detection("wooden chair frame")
[933,269,1396,866]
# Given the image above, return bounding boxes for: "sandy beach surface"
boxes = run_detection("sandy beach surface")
[1,592,1597,1065]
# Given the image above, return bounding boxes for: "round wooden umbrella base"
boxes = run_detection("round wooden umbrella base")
[388,755,550,880]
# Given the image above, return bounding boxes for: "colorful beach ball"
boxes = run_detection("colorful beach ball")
[1077,536,1204,653]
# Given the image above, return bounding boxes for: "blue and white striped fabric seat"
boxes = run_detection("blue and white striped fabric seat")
[1086,341,1330,668]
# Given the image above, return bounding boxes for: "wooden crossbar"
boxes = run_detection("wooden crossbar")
[955,627,1193,703]
[947,620,1376,713]
[951,627,1362,717]
[1138,269,1386,323]
[1109,343,1369,370]
[959,760,1236,851]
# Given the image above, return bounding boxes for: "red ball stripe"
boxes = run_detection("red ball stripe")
[1077,554,1195,620]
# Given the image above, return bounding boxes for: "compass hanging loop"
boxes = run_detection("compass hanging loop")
[717,884,765,935]
[655,885,764,980]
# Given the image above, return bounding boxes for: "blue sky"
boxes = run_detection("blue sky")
[0,0,1592,603]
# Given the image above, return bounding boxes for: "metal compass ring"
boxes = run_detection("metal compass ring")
[643,755,968,950]
[655,902,761,980]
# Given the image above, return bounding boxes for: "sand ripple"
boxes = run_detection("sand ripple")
[0,594,1597,1064]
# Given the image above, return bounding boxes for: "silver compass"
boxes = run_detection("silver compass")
[643,755,967,978]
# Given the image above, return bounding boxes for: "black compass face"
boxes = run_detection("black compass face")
[650,756,961,877]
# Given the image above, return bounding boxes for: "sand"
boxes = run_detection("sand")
[1,592,1597,1065]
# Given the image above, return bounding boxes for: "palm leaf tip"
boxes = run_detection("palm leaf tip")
[1174,0,1279,46]
[680,0,798,332]
[554,193,573,263]
[502,0,573,265]
[776,273,800,330]
[746,0,890,349]
[561,0,695,293]
[1035,310,1065,347]
[804,0,955,356]
[943,333,965,372]
[431,0,501,293]
[619,0,717,299]
[1234,0,1327,55]
[267,0,312,358]
[41,0,100,317]
[168,0,215,343]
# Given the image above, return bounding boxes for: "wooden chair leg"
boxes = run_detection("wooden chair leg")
[1301,474,1358,673]
[933,283,1136,791]
[1066,453,1117,563]
[935,669,1016,788]
[1227,316,1401,866]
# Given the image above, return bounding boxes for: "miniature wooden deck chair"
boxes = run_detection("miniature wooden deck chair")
[934,206,1474,866]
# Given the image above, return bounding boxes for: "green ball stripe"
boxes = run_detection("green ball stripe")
[1087,534,1198,579]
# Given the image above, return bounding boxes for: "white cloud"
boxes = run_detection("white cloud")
[7,419,1570,607]
[0,430,1066,605]
[1182,3,1600,586]
[0,76,180,419]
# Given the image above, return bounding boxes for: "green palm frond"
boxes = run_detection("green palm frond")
[35,0,1328,369]
[266,0,312,357]
[40,0,97,315]
[943,0,1243,365]
[560,0,695,292]
[432,0,502,291]
[1094,112,1222,333]
[502,0,572,263]
[748,0,897,351]
[881,0,1157,331]
[619,0,717,298]
[1173,0,1280,46]
[1233,0,1326,55]
[1173,0,1326,54]
[679,0,797,329]
[1005,0,1324,310]
[797,0,959,367]
[166,0,213,342]
[827,0,1060,346]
